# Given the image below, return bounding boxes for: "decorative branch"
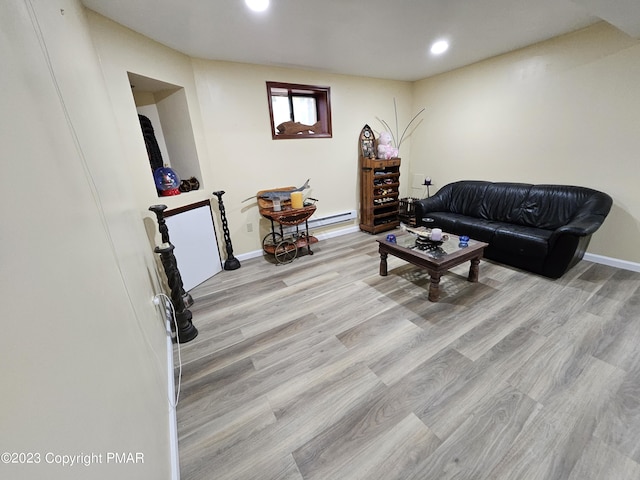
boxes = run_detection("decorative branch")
[376,98,425,152]
[394,98,399,150]
[398,108,425,149]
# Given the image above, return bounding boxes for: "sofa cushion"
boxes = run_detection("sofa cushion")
[492,224,552,258]
[421,212,455,228]
[480,183,531,223]
[452,215,502,243]
[424,212,500,241]
[520,185,596,230]
[446,181,489,217]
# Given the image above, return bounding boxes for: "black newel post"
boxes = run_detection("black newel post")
[212,190,241,271]
[149,204,171,243]
[149,204,193,308]
[154,243,198,343]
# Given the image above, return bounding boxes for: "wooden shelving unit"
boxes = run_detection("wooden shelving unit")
[359,157,401,234]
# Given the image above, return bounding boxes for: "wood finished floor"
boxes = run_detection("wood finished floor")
[176,231,640,480]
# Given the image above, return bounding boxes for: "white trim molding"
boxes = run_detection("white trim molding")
[584,253,640,273]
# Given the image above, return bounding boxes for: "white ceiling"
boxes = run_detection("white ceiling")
[81,0,640,82]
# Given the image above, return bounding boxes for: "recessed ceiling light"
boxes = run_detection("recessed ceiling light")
[430,40,449,55]
[245,0,269,12]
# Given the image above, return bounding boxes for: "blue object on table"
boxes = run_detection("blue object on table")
[459,235,469,248]
[386,234,396,243]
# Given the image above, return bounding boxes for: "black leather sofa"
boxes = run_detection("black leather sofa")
[413,180,613,278]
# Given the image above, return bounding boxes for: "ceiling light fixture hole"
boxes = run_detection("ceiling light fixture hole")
[430,40,449,55]
[245,0,269,12]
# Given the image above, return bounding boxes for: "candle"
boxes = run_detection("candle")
[431,228,442,241]
[290,191,304,209]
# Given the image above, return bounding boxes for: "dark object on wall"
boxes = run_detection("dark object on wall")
[149,204,194,308]
[179,177,200,192]
[212,190,241,270]
[413,180,613,279]
[154,243,198,343]
[138,114,164,171]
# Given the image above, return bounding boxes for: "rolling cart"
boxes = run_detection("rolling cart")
[257,187,318,264]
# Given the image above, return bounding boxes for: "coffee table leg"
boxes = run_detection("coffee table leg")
[379,251,388,276]
[428,272,441,302]
[468,257,481,282]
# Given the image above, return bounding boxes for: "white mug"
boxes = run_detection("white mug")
[431,228,442,241]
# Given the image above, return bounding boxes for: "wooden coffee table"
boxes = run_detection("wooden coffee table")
[377,232,488,302]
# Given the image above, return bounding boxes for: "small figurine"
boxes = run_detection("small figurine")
[277,121,322,135]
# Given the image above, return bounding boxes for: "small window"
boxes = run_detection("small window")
[266,82,332,139]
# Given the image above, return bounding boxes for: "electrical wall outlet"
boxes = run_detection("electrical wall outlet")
[246,223,253,232]
[163,300,172,324]
[154,294,173,325]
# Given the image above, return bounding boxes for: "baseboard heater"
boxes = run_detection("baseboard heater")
[282,209,357,234]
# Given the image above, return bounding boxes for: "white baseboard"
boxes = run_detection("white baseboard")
[316,225,360,240]
[584,253,640,273]
[235,250,264,261]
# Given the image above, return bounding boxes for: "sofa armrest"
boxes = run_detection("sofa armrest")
[553,214,608,237]
[414,196,447,221]
[553,190,612,236]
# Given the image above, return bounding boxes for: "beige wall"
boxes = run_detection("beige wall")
[191,60,414,253]
[411,22,640,263]
[86,11,414,255]
[1,1,172,479]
